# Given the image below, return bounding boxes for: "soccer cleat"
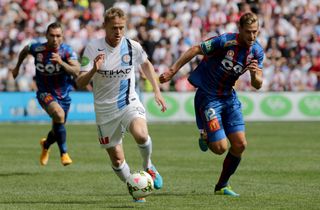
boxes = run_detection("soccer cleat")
[61,153,72,166]
[133,197,146,203]
[40,138,50,166]
[146,165,163,190]
[214,185,239,197]
[198,137,208,152]
[198,132,208,152]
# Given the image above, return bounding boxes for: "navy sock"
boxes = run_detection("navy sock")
[43,131,56,149]
[215,151,241,191]
[53,123,67,155]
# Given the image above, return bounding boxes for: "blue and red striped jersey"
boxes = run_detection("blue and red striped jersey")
[188,33,264,97]
[29,42,78,100]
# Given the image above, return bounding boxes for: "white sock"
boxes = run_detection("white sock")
[112,160,131,183]
[137,136,152,170]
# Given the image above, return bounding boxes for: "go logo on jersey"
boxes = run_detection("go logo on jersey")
[221,58,243,74]
[36,63,61,74]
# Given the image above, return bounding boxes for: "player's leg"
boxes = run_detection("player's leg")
[214,132,245,197]
[98,120,131,182]
[195,91,228,153]
[129,118,163,190]
[123,103,163,190]
[46,101,72,166]
[198,97,240,196]
[198,97,229,155]
[194,90,209,151]
[106,144,131,183]
[129,117,151,169]
[37,93,71,165]
[214,96,246,196]
[37,93,57,152]
[98,121,140,201]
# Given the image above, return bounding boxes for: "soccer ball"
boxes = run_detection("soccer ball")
[126,171,154,199]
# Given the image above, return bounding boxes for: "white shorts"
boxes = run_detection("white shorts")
[96,103,146,149]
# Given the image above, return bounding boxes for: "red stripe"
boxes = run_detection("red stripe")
[233,40,239,64]
[99,137,109,145]
[204,35,218,42]
[43,45,50,93]
[54,74,62,99]
[244,46,251,66]
[217,72,228,96]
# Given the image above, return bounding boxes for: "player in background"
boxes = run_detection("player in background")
[76,7,167,202]
[160,12,264,196]
[12,22,80,166]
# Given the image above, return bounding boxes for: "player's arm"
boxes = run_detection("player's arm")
[76,54,105,89]
[51,53,80,78]
[247,60,263,89]
[60,59,80,78]
[159,45,203,83]
[12,45,30,79]
[140,59,167,112]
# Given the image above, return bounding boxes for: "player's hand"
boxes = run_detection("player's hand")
[11,67,19,79]
[50,52,63,65]
[154,91,167,112]
[159,68,175,84]
[246,60,261,74]
[93,54,105,72]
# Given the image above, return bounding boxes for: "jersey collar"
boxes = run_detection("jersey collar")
[105,37,124,52]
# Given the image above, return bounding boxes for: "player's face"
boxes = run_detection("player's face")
[238,22,259,47]
[104,16,126,47]
[46,28,63,50]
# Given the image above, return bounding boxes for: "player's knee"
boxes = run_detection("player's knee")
[232,140,247,155]
[52,109,65,123]
[237,140,247,153]
[211,147,227,155]
[134,134,149,145]
[208,141,228,155]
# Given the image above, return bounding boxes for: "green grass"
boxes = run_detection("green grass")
[1,122,320,210]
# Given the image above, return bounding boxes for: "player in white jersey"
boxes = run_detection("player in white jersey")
[76,7,167,203]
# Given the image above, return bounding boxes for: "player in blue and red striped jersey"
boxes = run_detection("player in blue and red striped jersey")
[12,22,80,166]
[160,12,264,196]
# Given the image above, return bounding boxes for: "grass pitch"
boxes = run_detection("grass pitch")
[0,122,320,210]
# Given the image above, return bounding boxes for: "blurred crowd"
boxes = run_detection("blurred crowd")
[0,0,320,92]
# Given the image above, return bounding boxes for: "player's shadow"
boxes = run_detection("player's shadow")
[0,172,38,177]
[0,200,135,209]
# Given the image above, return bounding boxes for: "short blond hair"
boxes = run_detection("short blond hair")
[239,12,259,27]
[104,7,127,23]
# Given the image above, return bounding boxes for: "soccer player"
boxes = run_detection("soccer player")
[12,22,80,166]
[159,12,264,196]
[76,7,167,202]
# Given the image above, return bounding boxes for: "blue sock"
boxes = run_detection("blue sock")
[43,131,55,150]
[53,123,67,155]
[215,152,241,190]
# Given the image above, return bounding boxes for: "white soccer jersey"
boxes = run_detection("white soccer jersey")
[81,37,148,124]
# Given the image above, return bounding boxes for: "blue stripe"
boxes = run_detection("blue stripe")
[120,40,129,66]
[117,79,130,110]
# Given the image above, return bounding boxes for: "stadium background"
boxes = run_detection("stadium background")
[0,0,320,122]
[1,1,320,210]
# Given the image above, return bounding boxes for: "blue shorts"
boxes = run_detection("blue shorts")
[194,90,245,142]
[37,92,71,121]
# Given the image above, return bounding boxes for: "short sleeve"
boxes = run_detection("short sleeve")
[80,44,95,72]
[200,35,224,56]
[131,40,148,65]
[67,47,78,60]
